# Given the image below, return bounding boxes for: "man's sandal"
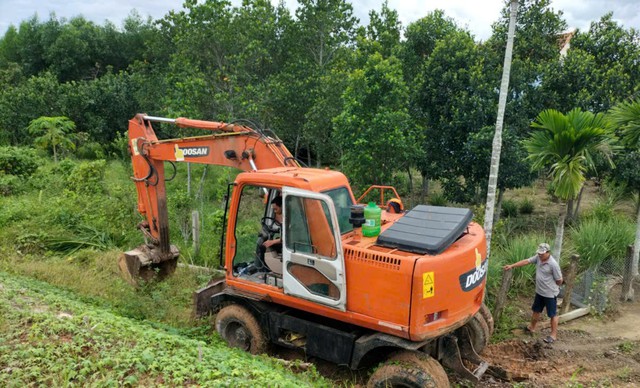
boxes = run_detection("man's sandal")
[523,326,534,334]
[543,336,555,344]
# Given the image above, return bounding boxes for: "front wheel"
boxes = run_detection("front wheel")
[367,351,449,388]
[215,304,267,355]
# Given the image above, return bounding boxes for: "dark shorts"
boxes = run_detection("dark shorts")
[532,293,557,318]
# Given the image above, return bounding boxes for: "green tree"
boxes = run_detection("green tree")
[524,108,617,263]
[357,1,401,59]
[159,0,292,121]
[413,29,493,202]
[609,98,640,277]
[334,52,420,188]
[27,116,77,162]
[543,13,640,113]
[399,10,459,85]
[295,0,358,166]
[467,126,534,223]
[570,13,640,111]
[0,72,63,145]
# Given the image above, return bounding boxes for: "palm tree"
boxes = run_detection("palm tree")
[524,108,617,264]
[484,0,518,258]
[27,116,77,162]
[609,98,640,276]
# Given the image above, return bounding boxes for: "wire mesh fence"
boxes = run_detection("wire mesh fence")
[571,246,635,313]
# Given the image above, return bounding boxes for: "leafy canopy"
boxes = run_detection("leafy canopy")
[524,108,617,200]
[27,116,76,161]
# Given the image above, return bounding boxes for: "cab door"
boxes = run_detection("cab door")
[281,187,346,311]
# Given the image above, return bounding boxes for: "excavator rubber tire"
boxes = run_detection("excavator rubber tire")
[367,350,449,388]
[215,304,267,355]
[459,309,491,354]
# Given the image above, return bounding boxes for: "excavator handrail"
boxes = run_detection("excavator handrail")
[357,185,402,208]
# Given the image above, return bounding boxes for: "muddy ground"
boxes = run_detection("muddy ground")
[477,284,640,387]
[275,281,640,387]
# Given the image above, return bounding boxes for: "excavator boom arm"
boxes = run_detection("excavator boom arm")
[120,113,299,285]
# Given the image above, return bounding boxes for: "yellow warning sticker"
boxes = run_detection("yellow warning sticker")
[423,272,434,299]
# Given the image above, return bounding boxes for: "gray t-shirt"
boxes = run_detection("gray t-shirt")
[528,255,563,298]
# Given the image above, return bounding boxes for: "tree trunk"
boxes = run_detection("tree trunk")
[421,172,429,204]
[552,201,568,265]
[632,195,640,277]
[53,144,58,163]
[196,165,209,201]
[493,188,505,226]
[566,197,574,222]
[294,134,301,160]
[572,185,585,223]
[484,0,518,259]
[316,147,321,168]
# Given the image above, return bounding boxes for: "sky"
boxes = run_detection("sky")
[0,0,639,41]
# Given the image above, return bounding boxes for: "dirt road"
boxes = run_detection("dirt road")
[479,286,640,387]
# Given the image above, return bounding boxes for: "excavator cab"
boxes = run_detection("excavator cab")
[228,181,348,310]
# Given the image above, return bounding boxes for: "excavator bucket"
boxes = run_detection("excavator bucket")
[118,244,179,286]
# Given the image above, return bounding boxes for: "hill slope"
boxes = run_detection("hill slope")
[0,271,329,387]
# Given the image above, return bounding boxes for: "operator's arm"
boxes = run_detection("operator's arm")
[503,259,531,271]
[263,238,281,248]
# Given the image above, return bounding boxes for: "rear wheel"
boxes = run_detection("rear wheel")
[215,304,267,355]
[458,308,491,354]
[367,351,449,388]
[479,303,494,336]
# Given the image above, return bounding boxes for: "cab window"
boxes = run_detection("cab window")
[323,187,353,234]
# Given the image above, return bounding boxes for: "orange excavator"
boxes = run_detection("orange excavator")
[122,114,495,387]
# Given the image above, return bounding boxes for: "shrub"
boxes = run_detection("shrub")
[428,192,448,206]
[66,160,107,195]
[501,199,518,218]
[518,198,534,214]
[76,142,106,160]
[570,217,634,273]
[15,232,49,254]
[110,130,130,162]
[52,158,77,175]
[0,146,39,178]
[0,173,21,196]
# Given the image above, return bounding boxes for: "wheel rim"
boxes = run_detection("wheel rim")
[225,321,251,351]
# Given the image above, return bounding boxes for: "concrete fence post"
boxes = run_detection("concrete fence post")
[560,254,580,314]
[621,245,635,302]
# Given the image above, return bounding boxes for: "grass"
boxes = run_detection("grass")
[0,249,206,328]
[569,216,635,273]
[0,271,329,387]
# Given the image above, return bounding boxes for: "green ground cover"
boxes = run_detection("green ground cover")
[0,271,329,387]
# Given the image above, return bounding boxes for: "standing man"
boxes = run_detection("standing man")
[503,243,563,343]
